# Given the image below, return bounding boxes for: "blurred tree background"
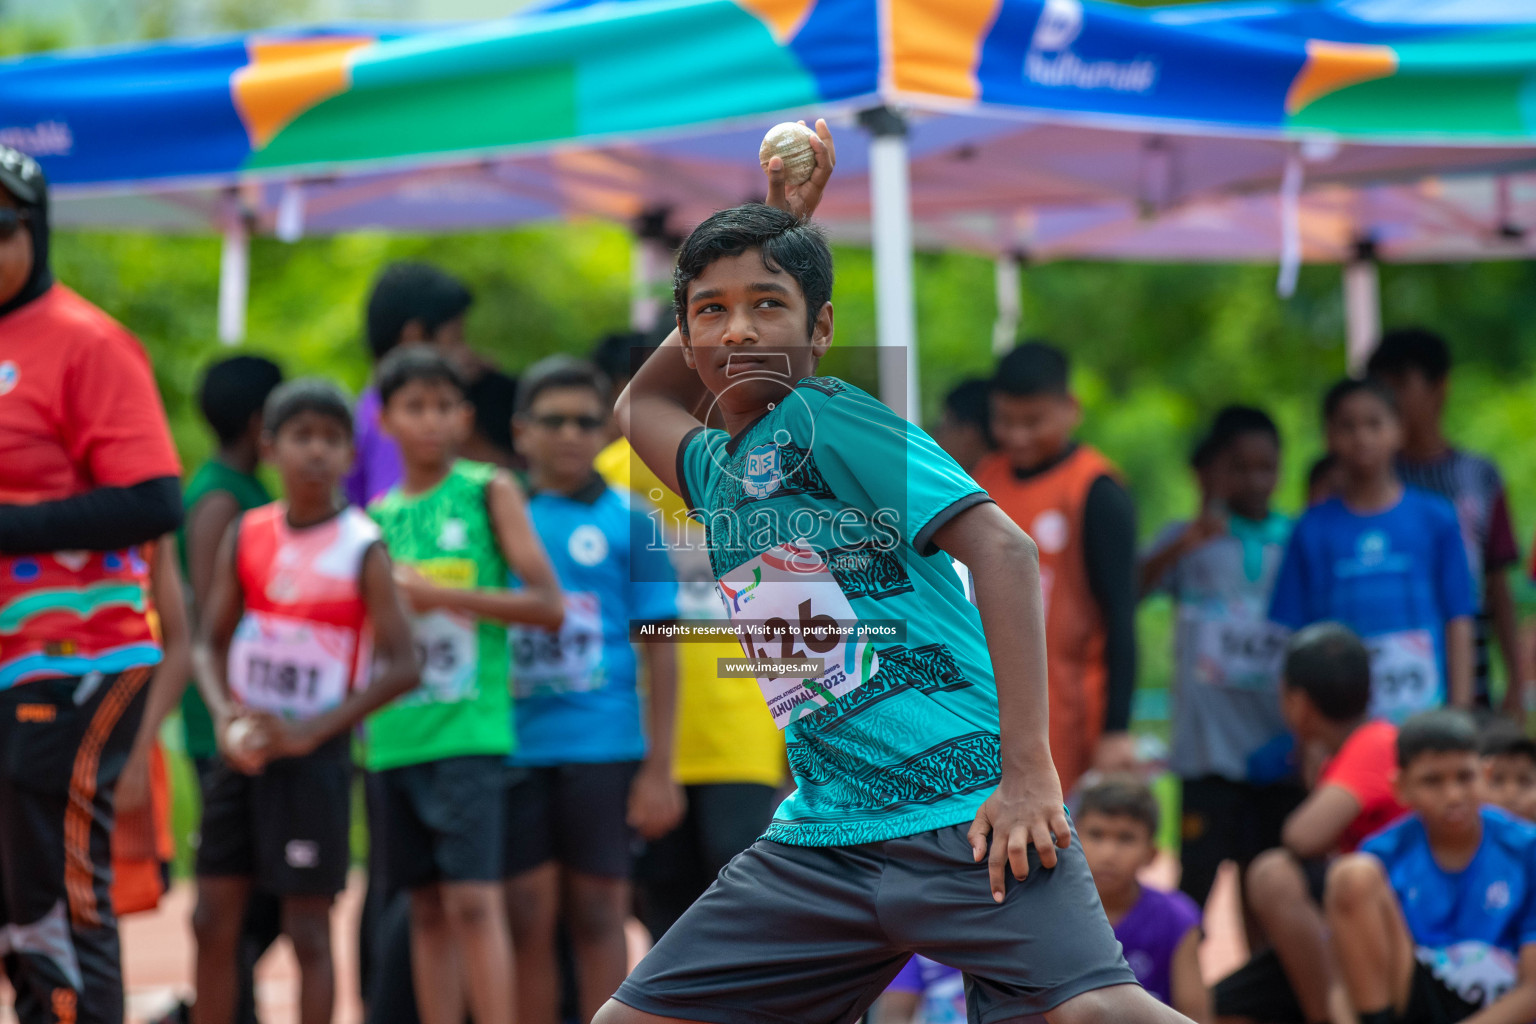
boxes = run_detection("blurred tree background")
[12,0,1536,861]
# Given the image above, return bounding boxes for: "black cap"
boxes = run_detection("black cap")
[0,145,46,206]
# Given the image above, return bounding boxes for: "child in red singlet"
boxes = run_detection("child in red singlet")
[190,380,421,1024]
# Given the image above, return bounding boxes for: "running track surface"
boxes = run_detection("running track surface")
[0,857,1245,1024]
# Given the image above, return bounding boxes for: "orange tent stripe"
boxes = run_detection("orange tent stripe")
[891,0,1000,101]
[232,37,373,150]
[1286,39,1398,114]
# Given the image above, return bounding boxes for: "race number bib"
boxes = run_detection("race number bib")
[511,592,604,697]
[1419,942,1516,1007]
[410,611,478,704]
[1367,629,1441,722]
[1183,606,1287,690]
[228,611,354,717]
[717,542,880,729]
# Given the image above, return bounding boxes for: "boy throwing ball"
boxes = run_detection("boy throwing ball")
[191,380,422,1024]
[597,122,1190,1024]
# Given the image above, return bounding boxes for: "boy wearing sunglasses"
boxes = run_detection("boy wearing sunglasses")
[502,355,682,1024]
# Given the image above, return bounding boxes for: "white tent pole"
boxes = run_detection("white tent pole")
[862,106,919,422]
[1344,239,1380,375]
[217,207,249,346]
[993,252,1022,355]
[630,234,662,331]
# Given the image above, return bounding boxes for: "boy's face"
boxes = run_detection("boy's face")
[1219,432,1279,521]
[1379,369,1444,432]
[1480,754,1536,822]
[1280,684,1315,739]
[1078,810,1156,899]
[1326,392,1401,478]
[380,379,471,469]
[679,249,832,418]
[1398,749,1481,837]
[516,385,608,482]
[263,411,353,502]
[989,392,1080,471]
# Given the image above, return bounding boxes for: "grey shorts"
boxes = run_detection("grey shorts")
[614,821,1135,1024]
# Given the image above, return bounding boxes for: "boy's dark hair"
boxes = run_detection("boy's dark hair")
[672,204,833,339]
[590,331,659,387]
[467,369,518,457]
[1398,709,1478,770]
[1282,622,1372,722]
[377,346,467,406]
[365,262,473,361]
[992,341,1069,398]
[1322,376,1397,424]
[199,355,284,444]
[944,378,993,439]
[1480,718,1536,764]
[1366,327,1451,383]
[1205,405,1280,457]
[516,355,610,415]
[1077,774,1159,836]
[263,378,353,438]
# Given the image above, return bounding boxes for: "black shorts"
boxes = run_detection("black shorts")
[374,755,507,892]
[1180,775,1306,905]
[1404,961,1480,1024]
[1214,949,1480,1024]
[503,761,641,879]
[196,736,352,896]
[615,821,1136,1024]
[0,668,151,1024]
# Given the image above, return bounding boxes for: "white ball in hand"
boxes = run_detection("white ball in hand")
[759,122,818,187]
[225,717,259,754]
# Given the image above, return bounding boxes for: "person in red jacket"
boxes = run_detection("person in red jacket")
[973,342,1139,791]
[0,146,184,1024]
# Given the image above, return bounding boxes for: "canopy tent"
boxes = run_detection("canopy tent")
[6,0,1536,406]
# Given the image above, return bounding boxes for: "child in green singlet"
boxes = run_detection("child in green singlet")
[366,347,564,1024]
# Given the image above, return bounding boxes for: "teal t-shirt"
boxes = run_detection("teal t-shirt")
[677,376,1002,847]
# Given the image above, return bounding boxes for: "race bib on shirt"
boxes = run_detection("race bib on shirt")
[717,542,880,729]
[511,592,604,697]
[409,611,479,705]
[1418,942,1517,1007]
[1367,629,1441,721]
[228,611,354,718]
[1183,606,1287,690]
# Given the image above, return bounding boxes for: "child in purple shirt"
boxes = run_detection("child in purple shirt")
[1079,776,1210,1017]
[344,262,474,506]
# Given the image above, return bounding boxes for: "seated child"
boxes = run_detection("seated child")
[1479,718,1536,823]
[1216,622,1408,1024]
[1327,709,1536,1024]
[1078,776,1210,1020]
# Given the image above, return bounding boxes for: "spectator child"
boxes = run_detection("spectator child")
[1140,405,1297,907]
[932,377,993,473]
[345,262,474,506]
[1369,328,1522,710]
[973,341,1139,788]
[1479,719,1536,822]
[365,348,564,1024]
[1077,776,1210,1020]
[1326,709,1536,1024]
[502,356,683,1024]
[1216,622,1408,1024]
[1270,378,1476,720]
[875,957,968,1024]
[190,380,422,1024]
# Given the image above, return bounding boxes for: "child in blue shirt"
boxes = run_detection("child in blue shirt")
[503,356,681,1024]
[1269,378,1474,722]
[1326,709,1536,1024]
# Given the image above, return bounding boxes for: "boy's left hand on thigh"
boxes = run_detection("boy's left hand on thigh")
[968,763,1071,903]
